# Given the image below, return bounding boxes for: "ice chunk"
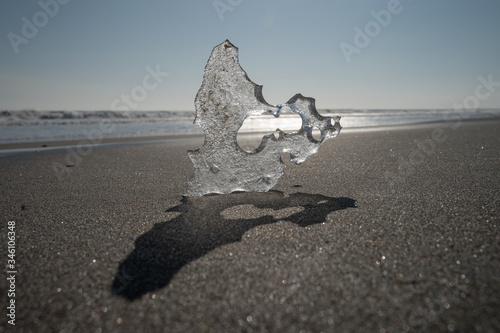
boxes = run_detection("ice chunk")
[185,40,341,196]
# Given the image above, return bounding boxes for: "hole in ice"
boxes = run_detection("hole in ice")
[237,111,302,152]
[311,126,322,141]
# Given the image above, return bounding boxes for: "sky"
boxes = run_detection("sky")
[1,0,499,111]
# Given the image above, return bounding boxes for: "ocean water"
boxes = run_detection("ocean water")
[0,109,499,144]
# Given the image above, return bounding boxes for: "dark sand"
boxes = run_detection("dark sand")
[0,121,499,332]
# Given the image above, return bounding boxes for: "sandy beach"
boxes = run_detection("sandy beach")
[1,120,499,332]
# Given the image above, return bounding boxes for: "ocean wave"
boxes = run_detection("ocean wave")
[0,110,196,126]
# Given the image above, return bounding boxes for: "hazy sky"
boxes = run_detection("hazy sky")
[1,0,499,111]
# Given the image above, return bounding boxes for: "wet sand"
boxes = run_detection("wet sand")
[0,121,499,332]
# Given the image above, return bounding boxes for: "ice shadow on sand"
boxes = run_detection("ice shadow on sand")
[111,191,355,300]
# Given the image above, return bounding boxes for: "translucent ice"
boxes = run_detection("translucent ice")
[185,40,341,196]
